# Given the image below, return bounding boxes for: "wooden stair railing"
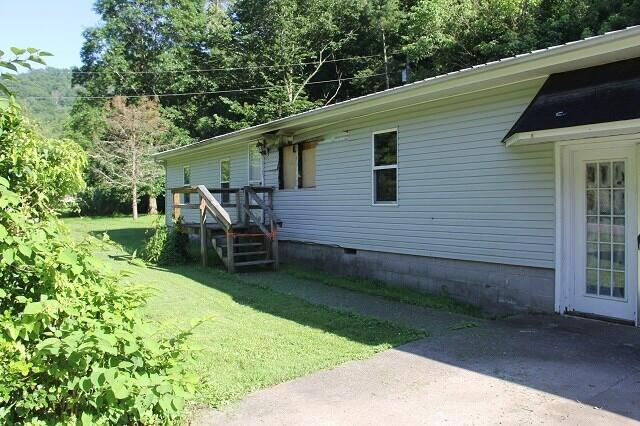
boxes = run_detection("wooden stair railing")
[171,185,280,273]
[196,185,234,269]
[241,186,281,271]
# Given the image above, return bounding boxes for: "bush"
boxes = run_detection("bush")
[0,101,195,424]
[76,185,131,216]
[143,218,190,266]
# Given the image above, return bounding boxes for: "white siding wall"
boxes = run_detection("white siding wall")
[165,142,251,225]
[166,79,555,268]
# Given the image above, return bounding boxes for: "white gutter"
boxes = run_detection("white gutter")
[154,25,640,161]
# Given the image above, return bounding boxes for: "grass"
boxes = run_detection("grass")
[64,215,423,408]
[283,265,482,317]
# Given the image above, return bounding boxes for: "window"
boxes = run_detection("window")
[220,159,230,204]
[279,141,317,190]
[183,166,191,204]
[248,143,262,185]
[372,130,397,204]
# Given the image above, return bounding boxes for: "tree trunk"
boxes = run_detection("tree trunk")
[132,184,138,220]
[148,196,158,215]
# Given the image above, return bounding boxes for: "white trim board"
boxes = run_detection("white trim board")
[505,119,640,147]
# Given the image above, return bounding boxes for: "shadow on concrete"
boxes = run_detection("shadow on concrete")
[398,313,640,420]
[103,226,640,421]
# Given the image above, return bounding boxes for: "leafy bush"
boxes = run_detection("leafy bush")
[76,185,131,216]
[0,101,195,424]
[0,99,85,217]
[143,218,190,266]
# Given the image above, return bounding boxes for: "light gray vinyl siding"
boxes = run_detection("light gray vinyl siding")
[264,79,555,268]
[165,79,555,269]
[165,142,251,225]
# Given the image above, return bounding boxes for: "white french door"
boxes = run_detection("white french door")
[565,145,638,322]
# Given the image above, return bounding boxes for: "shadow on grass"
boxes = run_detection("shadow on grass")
[100,227,640,421]
[94,227,423,348]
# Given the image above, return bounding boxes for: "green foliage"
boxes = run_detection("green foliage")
[0,100,195,424]
[0,47,52,97]
[4,68,79,138]
[0,101,85,217]
[143,218,190,266]
[76,185,131,216]
[283,265,482,317]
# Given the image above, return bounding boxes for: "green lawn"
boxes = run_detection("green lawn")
[64,215,423,408]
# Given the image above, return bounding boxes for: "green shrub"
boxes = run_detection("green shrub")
[0,101,196,424]
[143,218,190,266]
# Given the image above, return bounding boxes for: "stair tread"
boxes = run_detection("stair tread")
[215,242,263,247]
[234,251,267,257]
[234,259,274,267]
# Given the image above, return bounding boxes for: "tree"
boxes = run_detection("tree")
[404,0,539,76]
[72,0,234,140]
[92,96,168,220]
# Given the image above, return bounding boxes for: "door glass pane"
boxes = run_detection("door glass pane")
[613,272,625,298]
[613,161,625,188]
[585,160,626,299]
[586,269,598,294]
[599,270,612,296]
[586,191,597,214]
[599,163,611,187]
[599,189,611,215]
[612,217,625,243]
[613,189,625,215]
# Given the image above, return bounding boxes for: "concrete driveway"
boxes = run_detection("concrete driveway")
[193,273,640,425]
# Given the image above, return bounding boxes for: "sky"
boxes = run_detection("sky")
[0,0,100,70]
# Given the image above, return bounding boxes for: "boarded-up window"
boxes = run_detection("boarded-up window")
[279,141,317,190]
[281,145,297,189]
[299,142,316,188]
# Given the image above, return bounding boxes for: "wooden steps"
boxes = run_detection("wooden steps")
[173,185,279,272]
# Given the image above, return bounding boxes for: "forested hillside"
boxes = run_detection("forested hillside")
[6,68,77,138]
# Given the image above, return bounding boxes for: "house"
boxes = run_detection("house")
[154,26,640,324]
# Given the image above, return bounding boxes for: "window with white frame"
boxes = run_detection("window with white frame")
[372,130,398,204]
[248,143,262,185]
[183,165,191,204]
[220,159,230,203]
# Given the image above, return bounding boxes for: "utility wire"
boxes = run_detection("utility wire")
[69,54,385,75]
[23,71,395,100]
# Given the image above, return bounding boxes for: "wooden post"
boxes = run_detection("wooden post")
[272,231,279,271]
[226,232,235,273]
[243,187,250,228]
[172,191,181,221]
[235,189,242,225]
[200,201,207,267]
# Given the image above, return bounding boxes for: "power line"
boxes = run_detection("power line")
[69,54,384,75]
[23,72,395,100]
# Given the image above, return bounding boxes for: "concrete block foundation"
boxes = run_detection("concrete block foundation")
[280,241,555,314]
